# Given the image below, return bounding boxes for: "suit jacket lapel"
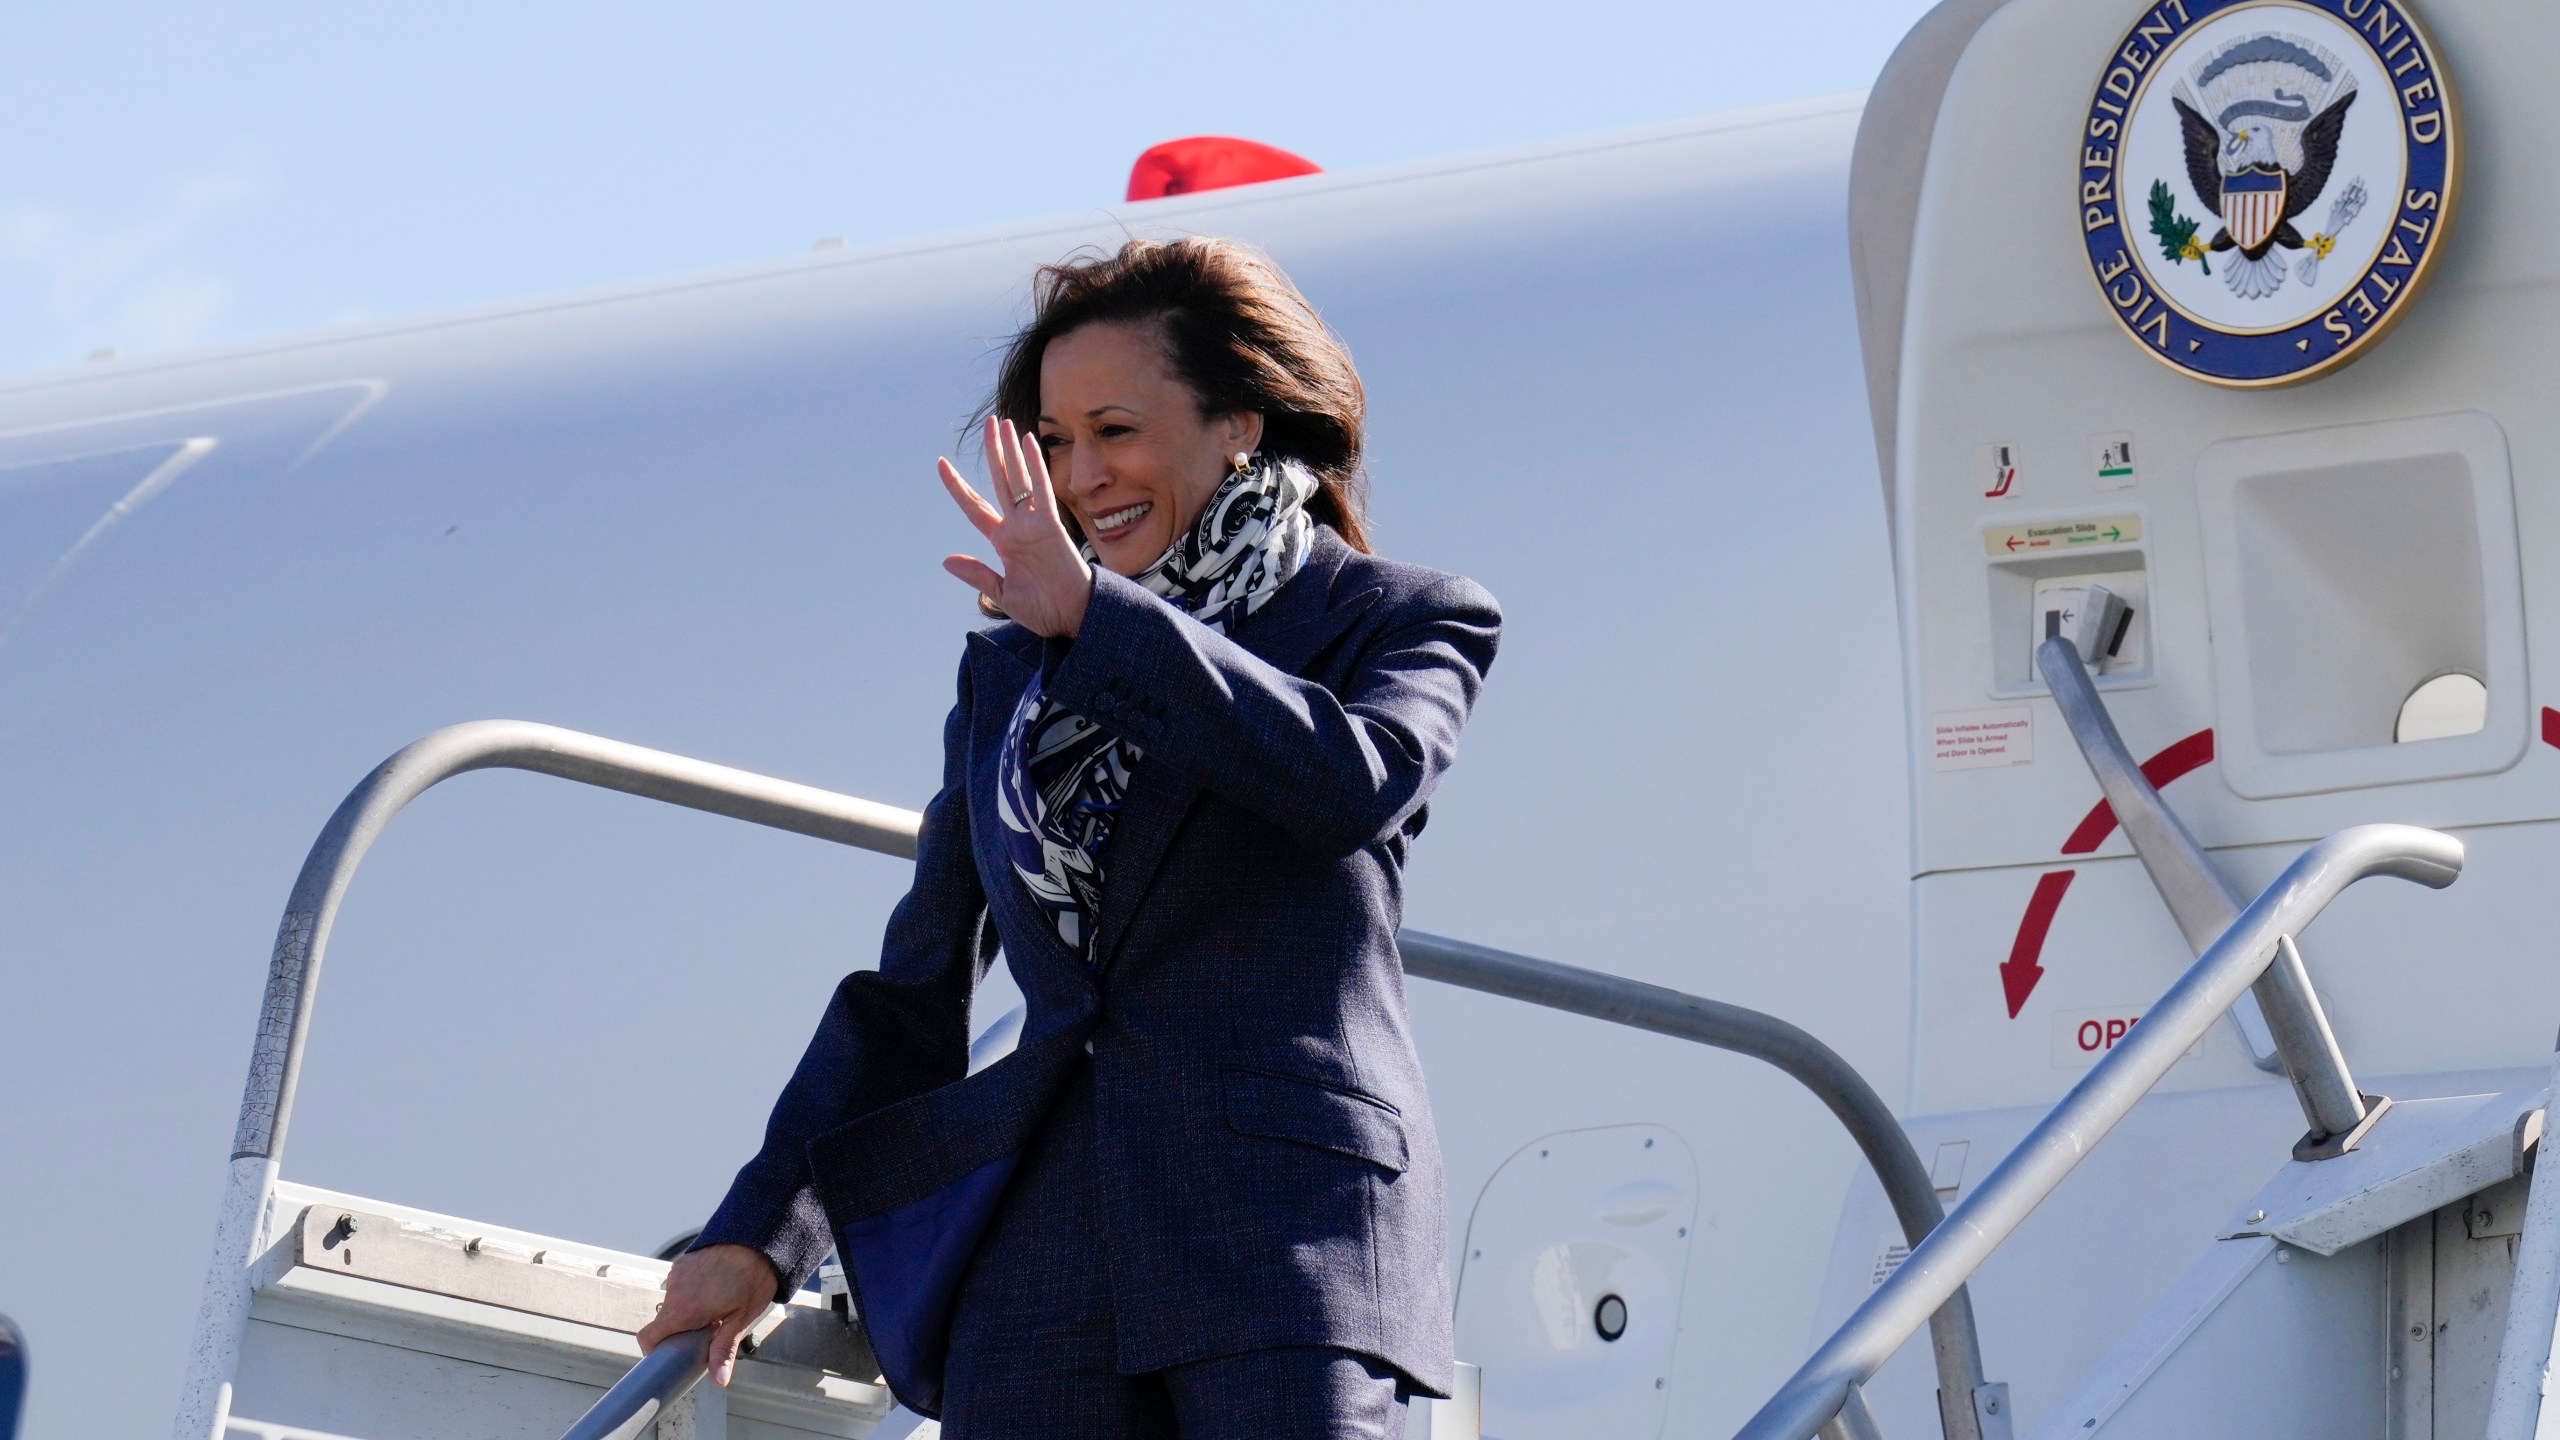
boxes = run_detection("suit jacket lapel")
[962,629,1088,982]
[1087,531,1379,971]
[963,628,1033,776]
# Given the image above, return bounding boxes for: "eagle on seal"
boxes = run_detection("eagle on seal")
[2171,34,2358,299]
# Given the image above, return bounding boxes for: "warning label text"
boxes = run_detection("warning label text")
[1932,707,2034,771]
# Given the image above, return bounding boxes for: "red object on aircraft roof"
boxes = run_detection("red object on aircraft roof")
[1125,137,1321,201]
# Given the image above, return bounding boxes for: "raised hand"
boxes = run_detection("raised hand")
[939,415,1093,638]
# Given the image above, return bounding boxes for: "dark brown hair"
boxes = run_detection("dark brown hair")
[984,236,1372,553]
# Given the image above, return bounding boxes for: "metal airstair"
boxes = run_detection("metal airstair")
[1738,607,2560,1440]
[181,645,2560,1440]
[171,721,1990,1440]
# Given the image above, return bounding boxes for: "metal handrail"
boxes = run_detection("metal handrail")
[175,721,920,1440]
[1398,931,1993,1440]
[1733,823,2465,1440]
[173,719,1993,1440]
[2037,633,2286,1074]
[2040,635,2375,1149]
[559,1328,710,1440]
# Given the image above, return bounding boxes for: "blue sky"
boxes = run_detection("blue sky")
[3,1,1938,378]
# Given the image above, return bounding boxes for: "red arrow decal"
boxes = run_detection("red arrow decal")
[2000,728,2215,1018]
[2015,710,2553,1016]
[2059,729,2217,854]
[2006,535,2022,551]
[2003,870,2075,1016]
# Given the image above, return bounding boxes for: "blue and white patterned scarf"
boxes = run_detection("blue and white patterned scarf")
[994,454,1318,959]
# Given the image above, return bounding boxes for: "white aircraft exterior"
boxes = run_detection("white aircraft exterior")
[4,0,2554,1436]
[3,90,1901,1439]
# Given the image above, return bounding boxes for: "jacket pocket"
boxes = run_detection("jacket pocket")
[1222,1067,1409,1174]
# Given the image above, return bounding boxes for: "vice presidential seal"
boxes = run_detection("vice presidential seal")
[2079,0,2459,385]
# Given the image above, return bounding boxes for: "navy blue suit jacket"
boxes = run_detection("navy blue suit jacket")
[695,526,1501,1414]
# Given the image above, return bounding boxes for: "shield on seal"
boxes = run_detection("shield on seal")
[2219,166,2287,251]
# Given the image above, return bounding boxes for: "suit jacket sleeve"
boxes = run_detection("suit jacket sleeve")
[1043,564,1502,860]
[691,653,1000,1298]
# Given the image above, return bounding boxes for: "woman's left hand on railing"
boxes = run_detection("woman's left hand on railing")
[638,1243,779,1386]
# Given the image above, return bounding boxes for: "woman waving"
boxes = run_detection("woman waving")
[644,236,1501,1439]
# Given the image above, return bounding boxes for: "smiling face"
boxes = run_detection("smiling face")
[1035,320,1264,577]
